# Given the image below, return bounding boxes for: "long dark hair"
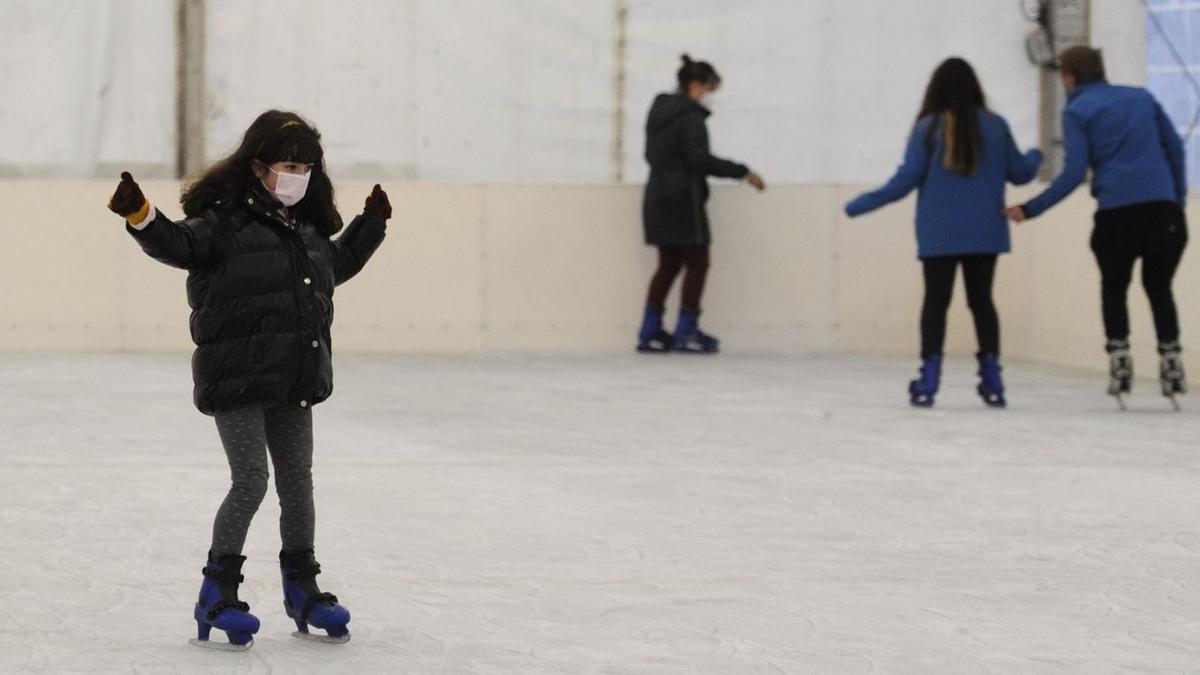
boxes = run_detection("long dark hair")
[916,58,987,175]
[181,110,342,235]
[677,53,721,90]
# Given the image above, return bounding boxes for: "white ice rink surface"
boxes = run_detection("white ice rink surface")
[2,353,1199,674]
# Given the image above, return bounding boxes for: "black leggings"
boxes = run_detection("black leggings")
[211,403,315,557]
[646,246,710,314]
[920,254,1000,359]
[1091,201,1188,344]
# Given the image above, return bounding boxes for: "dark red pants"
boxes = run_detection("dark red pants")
[646,246,710,314]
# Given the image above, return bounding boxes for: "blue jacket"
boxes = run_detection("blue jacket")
[845,111,1042,259]
[1024,81,1186,218]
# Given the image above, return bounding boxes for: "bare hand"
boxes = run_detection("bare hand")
[363,184,392,221]
[107,171,147,218]
[1003,205,1028,223]
[746,171,766,192]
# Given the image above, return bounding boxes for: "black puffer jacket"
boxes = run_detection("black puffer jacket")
[642,93,749,247]
[127,187,385,415]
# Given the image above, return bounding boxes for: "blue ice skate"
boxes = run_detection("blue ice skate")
[976,352,1007,408]
[189,553,260,651]
[280,549,351,643]
[636,306,673,353]
[671,310,719,353]
[909,354,942,407]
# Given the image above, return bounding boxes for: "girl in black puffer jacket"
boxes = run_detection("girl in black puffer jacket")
[108,110,389,649]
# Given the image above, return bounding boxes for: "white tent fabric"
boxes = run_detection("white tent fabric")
[0,1,175,178]
[1,1,1146,183]
[204,0,616,181]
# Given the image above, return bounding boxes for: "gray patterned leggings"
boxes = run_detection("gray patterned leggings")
[210,403,314,557]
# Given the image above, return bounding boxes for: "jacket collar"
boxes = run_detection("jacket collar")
[243,185,301,233]
[1068,79,1108,101]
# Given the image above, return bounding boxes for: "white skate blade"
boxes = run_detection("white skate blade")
[291,630,350,644]
[189,637,253,651]
[1168,395,1182,412]
[1114,393,1128,411]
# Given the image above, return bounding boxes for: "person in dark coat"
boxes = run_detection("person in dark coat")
[107,110,390,649]
[637,54,765,354]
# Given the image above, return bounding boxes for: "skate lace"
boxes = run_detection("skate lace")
[206,599,251,621]
[201,566,245,583]
[1162,354,1185,379]
[283,562,321,582]
[300,592,340,623]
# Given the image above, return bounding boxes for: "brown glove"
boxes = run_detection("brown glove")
[363,184,392,221]
[107,171,149,221]
[745,171,766,192]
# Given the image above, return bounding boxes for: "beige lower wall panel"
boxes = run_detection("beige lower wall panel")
[331,183,487,353]
[832,186,942,356]
[480,185,647,353]
[2,181,126,350]
[1,180,1194,376]
[703,185,839,353]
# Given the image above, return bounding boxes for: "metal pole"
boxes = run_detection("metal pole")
[1039,0,1089,180]
[176,0,206,179]
[613,0,629,183]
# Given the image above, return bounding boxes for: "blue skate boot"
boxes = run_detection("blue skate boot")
[281,549,351,643]
[671,310,719,353]
[636,306,673,353]
[909,354,942,407]
[189,552,260,651]
[976,352,1007,408]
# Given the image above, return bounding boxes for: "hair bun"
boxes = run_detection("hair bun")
[681,53,693,65]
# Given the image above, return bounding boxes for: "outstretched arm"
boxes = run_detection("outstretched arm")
[1003,120,1043,185]
[1019,109,1089,219]
[108,172,217,270]
[681,114,751,179]
[332,184,389,285]
[844,125,930,217]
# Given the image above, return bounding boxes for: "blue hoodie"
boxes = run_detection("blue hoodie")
[845,110,1042,259]
[1023,81,1186,218]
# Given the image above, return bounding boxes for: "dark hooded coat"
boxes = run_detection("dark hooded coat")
[642,93,748,247]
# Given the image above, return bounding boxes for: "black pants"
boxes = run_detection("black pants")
[920,254,1000,359]
[646,246,710,314]
[1091,201,1188,344]
[211,403,315,557]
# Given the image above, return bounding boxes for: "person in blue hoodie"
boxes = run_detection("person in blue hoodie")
[1004,46,1187,406]
[845,57,1042,408]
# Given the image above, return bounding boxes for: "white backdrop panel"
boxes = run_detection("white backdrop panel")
[0,0,174,178]
[205,0,615,181]
[0,1,1147,181]
[621,0,1043,185]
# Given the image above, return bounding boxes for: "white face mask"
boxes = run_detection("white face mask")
[262,166,311,207]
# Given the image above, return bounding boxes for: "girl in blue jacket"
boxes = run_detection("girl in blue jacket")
[845,58,1042,408]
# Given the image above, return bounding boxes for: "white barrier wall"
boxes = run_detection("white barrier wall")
[3,180,1194,374]
[2,1,1147,183]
